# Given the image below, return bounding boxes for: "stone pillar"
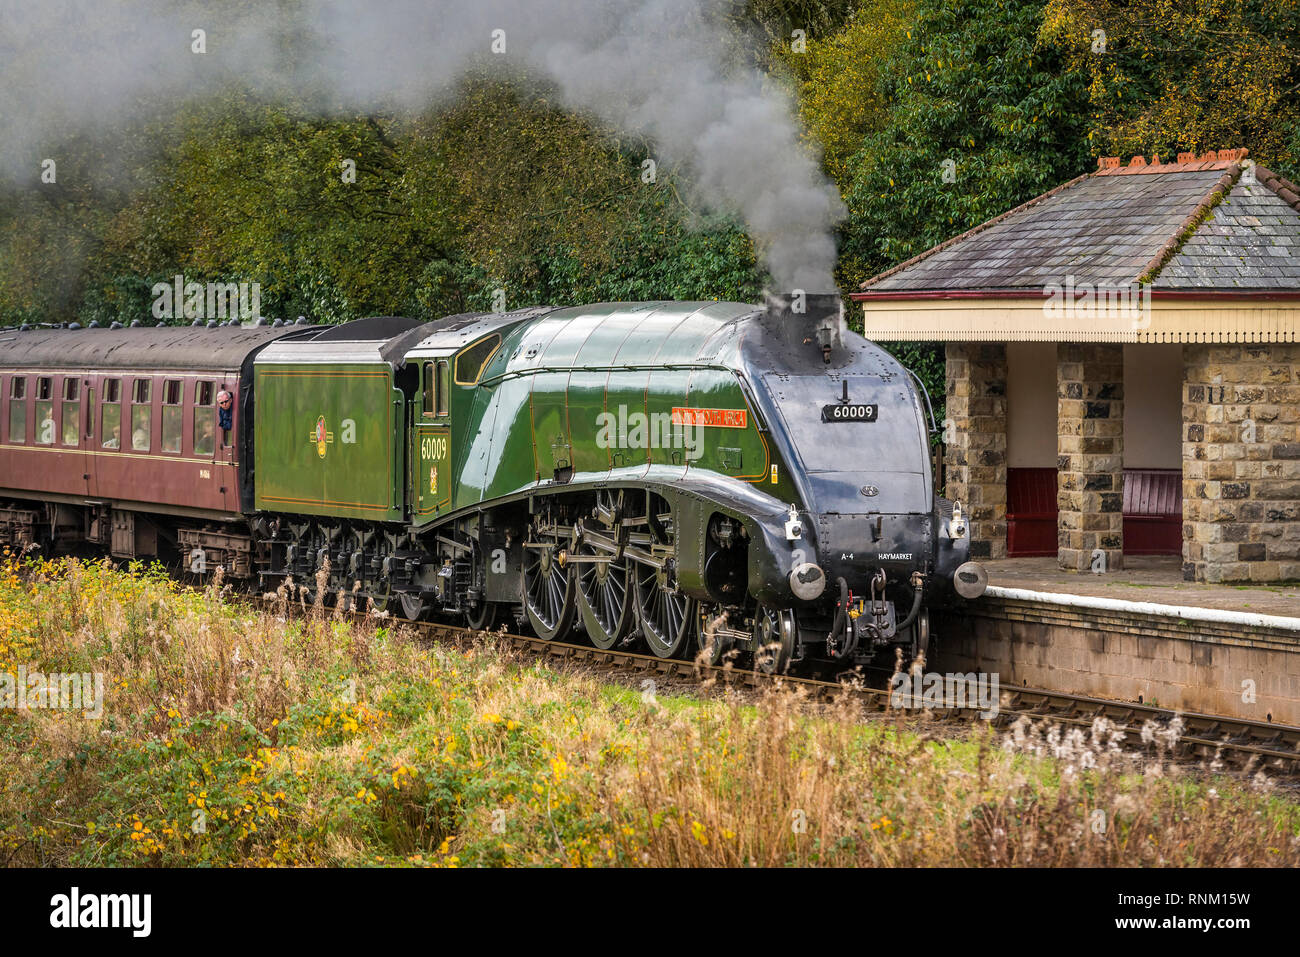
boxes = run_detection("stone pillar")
[1183,344,1300,584]
[1057,343,1124,572]
[944,342,1007,560]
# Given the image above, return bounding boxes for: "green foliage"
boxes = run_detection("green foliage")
[837,0,1092,287]
[1040,0,1300,179]
[882,340,946,430]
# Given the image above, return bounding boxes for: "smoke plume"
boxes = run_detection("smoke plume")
[0,0,845,291]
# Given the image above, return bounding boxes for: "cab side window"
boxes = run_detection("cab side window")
[101,379,122,449]
[194,381,215,456]
[422,363,434,417]
[161,379,183,453]
[34,377,54,445]
[437,360,450,416]
[7,376,26,444]
[61,378,80,446]
[131,379,152,452]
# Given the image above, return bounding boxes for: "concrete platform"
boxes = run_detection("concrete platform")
[934,556,1300,725]
[981,556,1300,618]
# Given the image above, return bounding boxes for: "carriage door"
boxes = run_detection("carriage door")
[413,359,452,520]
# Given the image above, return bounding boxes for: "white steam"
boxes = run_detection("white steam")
[0,0,845,291]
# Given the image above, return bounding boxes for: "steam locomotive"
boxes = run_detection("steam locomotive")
[0,296,985,671]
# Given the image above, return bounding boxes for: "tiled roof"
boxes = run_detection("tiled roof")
[859,150,1300,294]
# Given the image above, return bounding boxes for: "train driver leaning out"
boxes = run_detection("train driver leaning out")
[217,390,233,445]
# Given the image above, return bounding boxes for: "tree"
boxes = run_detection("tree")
[1040,0,1300,178]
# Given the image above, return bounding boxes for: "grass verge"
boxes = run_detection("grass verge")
[1,554,1297,867]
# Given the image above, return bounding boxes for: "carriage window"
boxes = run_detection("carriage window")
[34,377,54,445]
[61,378,80,446]
[194,380,215,456]
[101,379,122,449]
[422,363,434,416]
[437,360,450,416]
[454,334,501,384]
[161,379,183,453]
[131,378,151,451]
[7,376,26,443]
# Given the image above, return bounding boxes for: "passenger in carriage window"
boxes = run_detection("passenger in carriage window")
[194,415,215,457]
[217,390,233,444]
[103,424,121,449]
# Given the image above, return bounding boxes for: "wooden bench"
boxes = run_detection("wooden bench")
[1007,467,1058,557]
[1123,468,1182,555]
[1007,466,1182,557]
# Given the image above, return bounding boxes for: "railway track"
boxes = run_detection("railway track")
[258,592,1300,781]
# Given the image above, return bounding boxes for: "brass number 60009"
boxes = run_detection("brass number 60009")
[421,435,448,460]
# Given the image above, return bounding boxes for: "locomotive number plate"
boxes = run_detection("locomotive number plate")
[821,403,878,422]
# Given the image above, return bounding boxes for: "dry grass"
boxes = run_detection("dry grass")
[1,554,1298,867]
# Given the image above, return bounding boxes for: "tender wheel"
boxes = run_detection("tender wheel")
[577,552,634,649]
[398,590,427,622]
[634,562,697,658]
[523,536,576,641]
[753,605,797,675]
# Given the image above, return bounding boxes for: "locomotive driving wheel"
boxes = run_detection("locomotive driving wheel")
[635,562,697,658]
[523,529,576,641]
[752,605,797,675]
[633,493,695,658]
[576,491,635,649]
[577,551,634,649]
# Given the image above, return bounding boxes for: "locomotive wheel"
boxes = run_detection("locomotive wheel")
[696,604,728,666]
[577,552,634,650]
[398,590,427,622]
[634,562,697,659]
[753,605,797,675]
[523,537,576,641]
[466,595,500,631]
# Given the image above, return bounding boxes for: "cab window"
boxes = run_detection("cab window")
[61,378,80,446]
[101,379,122,449]
[437,360,450,416]
[7,376,26,444]
[34,377,54,445]
[454,334,501,384]
[131,378,152,452]
[422,363,434,416]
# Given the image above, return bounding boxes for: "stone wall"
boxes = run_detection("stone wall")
[937,596,1300,725]
[1057,343,1124,571]
[1183,343,1300,583]
[944,343,1007,559]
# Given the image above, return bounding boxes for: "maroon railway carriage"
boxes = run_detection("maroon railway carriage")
[0,325,309,573]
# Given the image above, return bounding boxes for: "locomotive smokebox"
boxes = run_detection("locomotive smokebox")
[762,290,846,358]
